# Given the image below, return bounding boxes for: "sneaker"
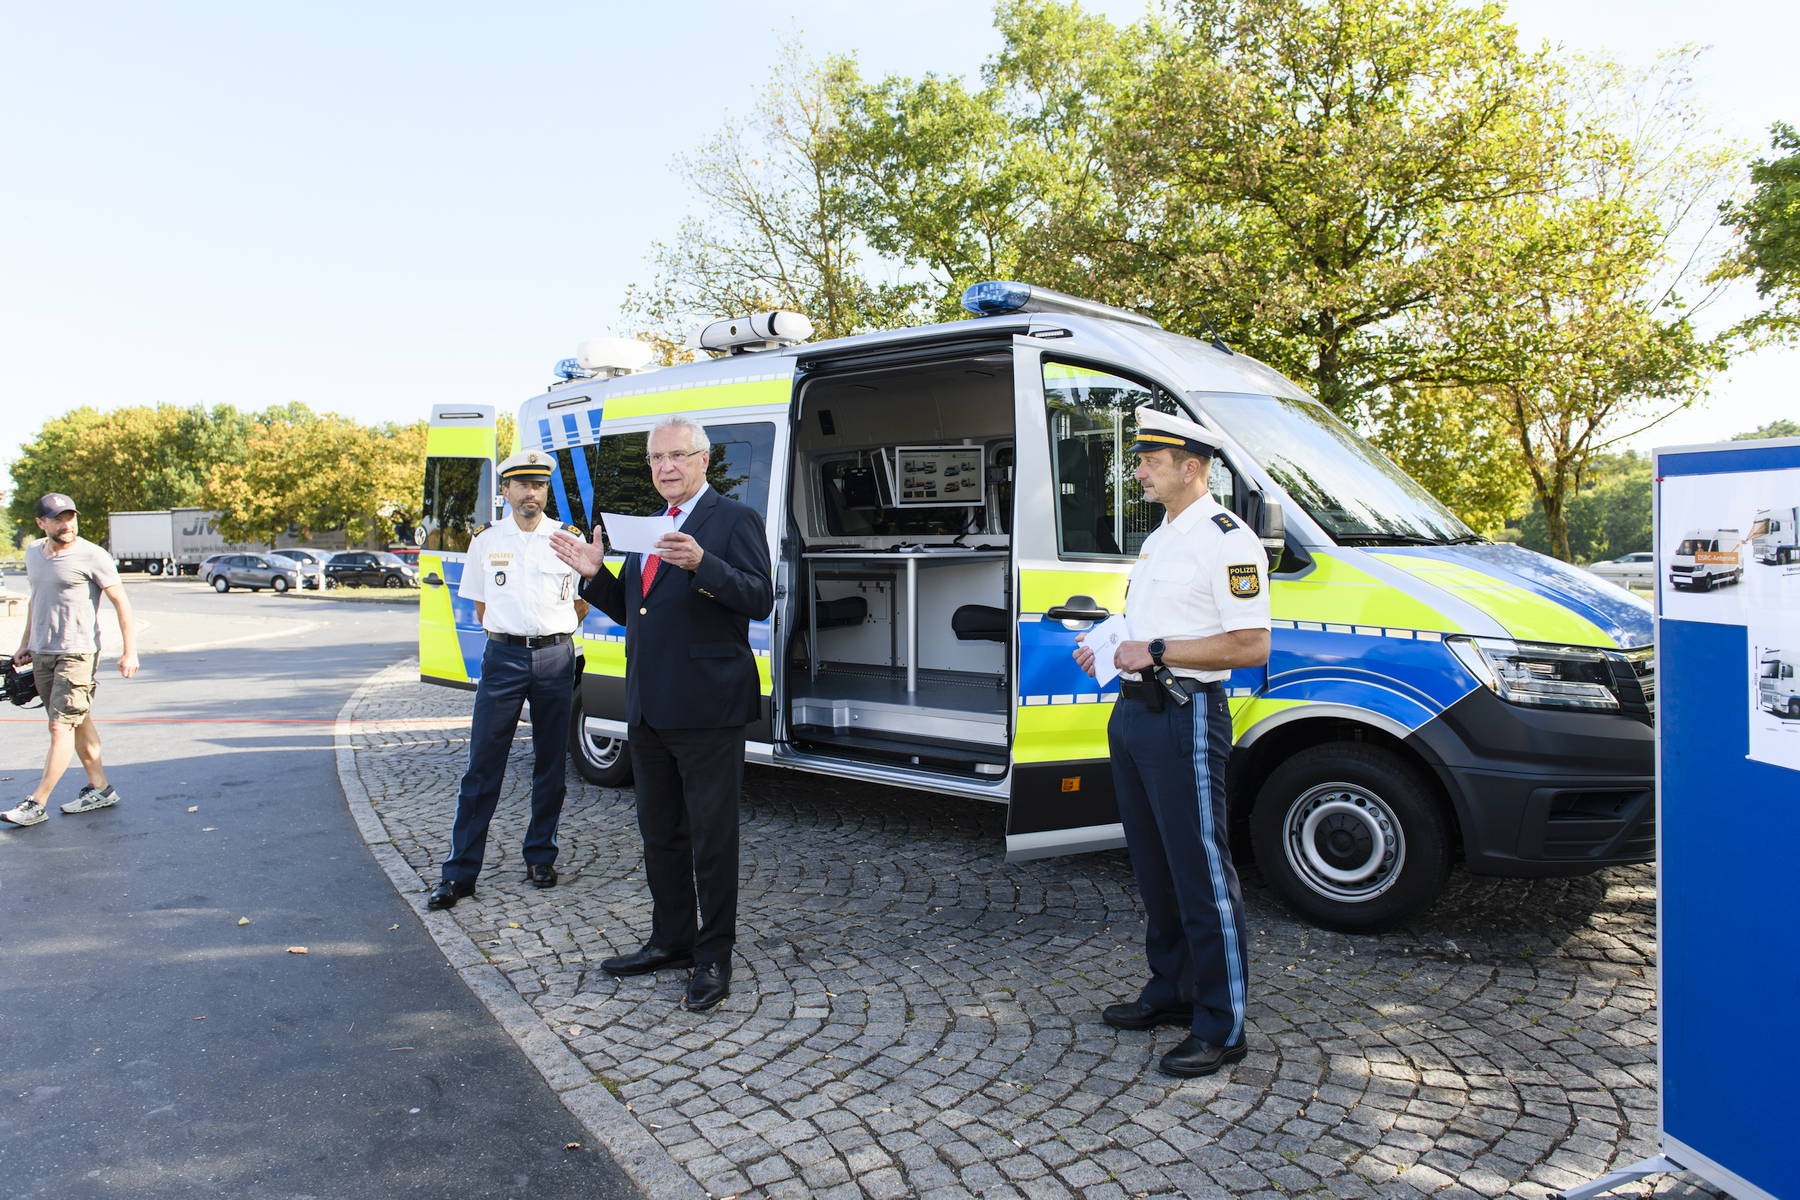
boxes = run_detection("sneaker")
[3,798,48,826]
[62,785,120,814]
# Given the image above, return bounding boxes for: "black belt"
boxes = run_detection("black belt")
[1119,676,1222,700]
[487,631,571,648]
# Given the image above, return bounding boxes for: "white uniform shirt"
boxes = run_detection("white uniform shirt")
[1122,493,1272,682]
[457,516,583,636]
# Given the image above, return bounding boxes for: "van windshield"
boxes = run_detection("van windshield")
[1676,539,1717,556]
[1189,392,1474,544]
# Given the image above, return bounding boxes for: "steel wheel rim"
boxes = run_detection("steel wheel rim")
[581,731,624,772]
[1283,783,1406,902]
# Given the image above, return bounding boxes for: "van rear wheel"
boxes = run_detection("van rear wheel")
[1250,742,1452,933]
[569,688,633,787]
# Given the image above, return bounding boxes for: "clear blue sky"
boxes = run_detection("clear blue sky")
[2,0,1794,500]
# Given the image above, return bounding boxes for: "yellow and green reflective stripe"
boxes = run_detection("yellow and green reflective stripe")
[417,554,469,684]
[582,636,774,696]
[1231,696,1306,741]
[1272,554,1460,633]
[1015,703,1111,764]
[1042,363,1114,380]
[1019,569,1129,613]
[1369,554,1614,647]
[601,378,790,422]
[425,425,495,458]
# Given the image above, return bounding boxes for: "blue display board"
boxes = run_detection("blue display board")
[1652,438,1800,1200]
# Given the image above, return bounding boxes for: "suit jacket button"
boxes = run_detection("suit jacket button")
[639,606,647,614]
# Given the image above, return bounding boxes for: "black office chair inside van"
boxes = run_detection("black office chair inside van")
[952,604,1010,690]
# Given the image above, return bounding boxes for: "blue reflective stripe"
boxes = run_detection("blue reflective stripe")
[537,418,555,451]
[547,454,577,531]
[1192,702,1246,1046]
[568,442,596,526]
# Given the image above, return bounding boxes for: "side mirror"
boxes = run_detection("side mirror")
[1243,491,1285,548]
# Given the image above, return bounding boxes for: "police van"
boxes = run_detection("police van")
[1668,528,1744,591]
[417,283,1657,932]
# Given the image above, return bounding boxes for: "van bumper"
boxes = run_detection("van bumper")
[1405,687,1655,877]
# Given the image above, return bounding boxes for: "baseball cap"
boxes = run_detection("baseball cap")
[36,493,78,518]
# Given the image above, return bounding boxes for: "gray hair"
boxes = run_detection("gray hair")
[649,413,710,457]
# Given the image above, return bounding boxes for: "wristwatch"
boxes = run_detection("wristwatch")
[1148,638,1167,667]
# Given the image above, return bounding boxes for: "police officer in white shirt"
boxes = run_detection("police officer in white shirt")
[1075,407,1272,1077]
[429,450,590,909]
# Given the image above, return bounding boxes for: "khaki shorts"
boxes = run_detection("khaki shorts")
[35,653,98,727]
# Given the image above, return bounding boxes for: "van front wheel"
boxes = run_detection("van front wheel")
[569,688,633,787]
[1250,742,1452,933]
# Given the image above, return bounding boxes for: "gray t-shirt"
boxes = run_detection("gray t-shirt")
[26,536,121,654]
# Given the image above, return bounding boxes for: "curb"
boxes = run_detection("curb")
[333,662,705,1200]
[294,589,422,604]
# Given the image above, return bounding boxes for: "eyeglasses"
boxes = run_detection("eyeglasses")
[647,450,706,466]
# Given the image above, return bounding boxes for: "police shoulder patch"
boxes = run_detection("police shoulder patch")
[1211,512,1240,533]
[1227,563,1261,598]
[473,521,495,537]
[561,522,582,535]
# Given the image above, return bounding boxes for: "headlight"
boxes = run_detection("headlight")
[1446,636,1620,711]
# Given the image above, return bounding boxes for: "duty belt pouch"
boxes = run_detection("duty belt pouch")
[1141,673,1165,713]
[1154,666,1193,708]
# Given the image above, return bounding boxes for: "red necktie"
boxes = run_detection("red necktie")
[640,506,680,596]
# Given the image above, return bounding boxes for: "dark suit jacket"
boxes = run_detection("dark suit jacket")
[580,486,774,729]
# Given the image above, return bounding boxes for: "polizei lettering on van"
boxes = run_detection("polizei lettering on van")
[417,285,1656,932]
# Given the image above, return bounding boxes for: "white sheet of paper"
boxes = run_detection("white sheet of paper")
[598,511,675,556]
[1085,612,1133,689]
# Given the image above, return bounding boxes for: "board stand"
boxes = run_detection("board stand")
[1550,1154,1685,1200]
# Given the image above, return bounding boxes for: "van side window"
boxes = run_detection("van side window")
[569,421,776,541]
[1043,362,1182,558]
[421,456,493,552]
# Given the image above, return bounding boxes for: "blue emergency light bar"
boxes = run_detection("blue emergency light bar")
[959,281,1162,330]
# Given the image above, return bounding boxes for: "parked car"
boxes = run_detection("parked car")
[196,554,230,585]
[212,553,302,593]
[325,550,419,588]
[1584,552,1654,585]
[270,548,328,589]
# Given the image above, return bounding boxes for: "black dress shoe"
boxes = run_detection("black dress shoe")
[685,962,731,1012]
[525,862,557,889]
[1102,1000,1194,1030]
[601,944,695,976]
[426,879,475,910]
[1158,1035,1248,1078]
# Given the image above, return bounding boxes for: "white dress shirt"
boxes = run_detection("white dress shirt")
[1122,494,1272,682]
[458,515,583,636]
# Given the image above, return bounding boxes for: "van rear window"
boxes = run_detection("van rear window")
[546,422,776,540]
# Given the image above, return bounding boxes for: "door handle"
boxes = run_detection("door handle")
[424,573,444,587]
[1045,594,1110,626]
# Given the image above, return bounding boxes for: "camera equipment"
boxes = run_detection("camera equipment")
[2,655,42,709]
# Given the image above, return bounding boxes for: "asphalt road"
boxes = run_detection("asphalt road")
[0,574,639,1200]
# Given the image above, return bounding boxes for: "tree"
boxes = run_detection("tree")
[6,404,257,546]
[204,412,425,548]
[1364,385,1531,535]
[1733,419,1800,440]
[1510,450,1651,563]
[622,39,929,348]
[1716,122,1800,341]
[1421,53,1740,561]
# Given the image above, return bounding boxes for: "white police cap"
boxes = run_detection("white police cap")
[1126,407,1227,458]
[498,450,556,481]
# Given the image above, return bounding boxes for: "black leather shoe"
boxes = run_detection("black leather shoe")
[685,962,731,1012]
[601,944,696,976]
[426,879,475,910]
[1103,1000,1194,1030]
[525,862,557,889]
[1158,1035,1248,1078]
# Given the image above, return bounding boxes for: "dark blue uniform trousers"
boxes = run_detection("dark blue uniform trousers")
[441,639,575,883]
[1108,687,1249,1047]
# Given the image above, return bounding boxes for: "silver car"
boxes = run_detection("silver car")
[270,548,329,590]
[1585,551,1654,586]
[213,553,302,593]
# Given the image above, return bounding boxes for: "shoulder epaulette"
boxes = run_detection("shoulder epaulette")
[561,522,583,537]
[1211,512,1240,534]
[472,521,494,537]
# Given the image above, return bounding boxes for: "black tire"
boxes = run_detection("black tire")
[147,560,163,576]
[1250,742,1452,933]
[384,575,402,588]
[1789,698,1799,719]
[569,685,632,787]
[272,576,289,593]
[214,576,230,593]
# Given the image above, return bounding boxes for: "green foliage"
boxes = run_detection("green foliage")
[1363,386,1532,535]
[1510,451,1652,563]
[1733,418,1800,441]
[1716,122,1800,340]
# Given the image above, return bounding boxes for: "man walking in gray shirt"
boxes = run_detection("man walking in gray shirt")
[3,493,140,827]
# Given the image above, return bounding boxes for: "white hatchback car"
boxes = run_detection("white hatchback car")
[1585,551,1654,585]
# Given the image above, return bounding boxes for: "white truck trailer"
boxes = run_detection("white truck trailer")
[170,508,257,575]
[107,510,174,574]
[1749,506,1798,565]
[1761,650,1799,717]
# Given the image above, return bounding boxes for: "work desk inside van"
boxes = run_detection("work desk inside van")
[801,548,1008,693]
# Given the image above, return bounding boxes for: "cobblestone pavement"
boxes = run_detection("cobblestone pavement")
[346,661,1719,1200]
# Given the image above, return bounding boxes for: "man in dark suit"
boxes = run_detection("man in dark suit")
[550,414,773,1011]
